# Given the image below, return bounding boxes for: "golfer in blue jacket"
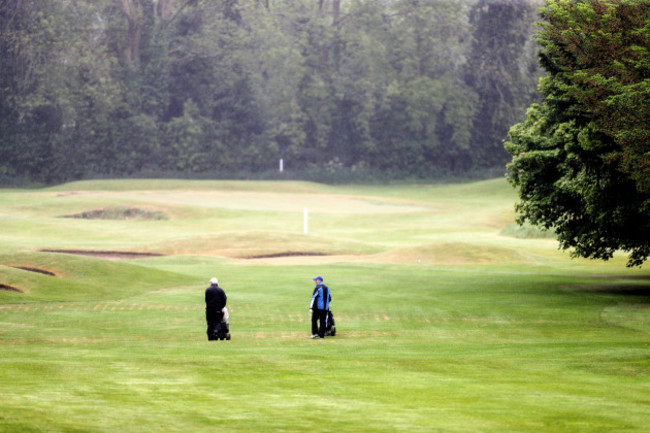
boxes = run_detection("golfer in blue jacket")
[309,276,331,339]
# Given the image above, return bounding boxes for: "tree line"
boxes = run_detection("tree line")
[0,0,543,184]
[506,0,650,266]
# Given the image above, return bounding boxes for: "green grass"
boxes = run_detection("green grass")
[1,178,649,432]
[500,223,556,239]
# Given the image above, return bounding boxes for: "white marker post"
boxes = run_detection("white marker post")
[303,207,308,234]
[279,158,284,173]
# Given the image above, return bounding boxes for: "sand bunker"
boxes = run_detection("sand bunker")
[246,252,328,259]
[62,207,167,220]
[41,249,163,260]
[6,266,56,276]
[0,283,22,293]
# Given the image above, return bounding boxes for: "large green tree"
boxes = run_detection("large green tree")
[0,0,68,182]
[365,0,477,175]
[506,0,650,266]
[465,0,543,169]
[0,0,123,182]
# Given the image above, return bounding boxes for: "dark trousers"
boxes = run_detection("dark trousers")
[206,310,224,340]
[311,309,327,338]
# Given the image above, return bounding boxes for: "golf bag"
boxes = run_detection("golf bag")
[324,310,336,336]
[212,307,231,340]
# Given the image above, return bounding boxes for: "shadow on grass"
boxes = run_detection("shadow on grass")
[586,285,650,297]
[570,276,650,300]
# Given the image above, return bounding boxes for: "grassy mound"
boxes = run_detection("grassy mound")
[146,231,380,258]
[376,241,527,265]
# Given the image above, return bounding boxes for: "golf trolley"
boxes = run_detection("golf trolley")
[212,307,231,341]
[324,310,336,337]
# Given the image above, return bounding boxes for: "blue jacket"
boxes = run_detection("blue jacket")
[310,283,331,311]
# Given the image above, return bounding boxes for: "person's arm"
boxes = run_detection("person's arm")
[310,290,317,311]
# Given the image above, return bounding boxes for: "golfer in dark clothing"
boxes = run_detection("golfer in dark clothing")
[309,276,331,339]
[205,277,227,341]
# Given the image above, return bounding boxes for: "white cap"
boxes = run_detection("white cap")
[209,277,218,285]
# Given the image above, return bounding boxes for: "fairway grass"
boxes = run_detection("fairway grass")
[1,179,649,432]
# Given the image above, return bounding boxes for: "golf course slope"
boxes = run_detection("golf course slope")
[1,179,648,432]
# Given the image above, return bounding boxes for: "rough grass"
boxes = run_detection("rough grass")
[500,222,556,239]
[1,179,649,433]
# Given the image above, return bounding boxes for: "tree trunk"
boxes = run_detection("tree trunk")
[154,0,174,24]
[121,0,142,63]
[332,0,340,26]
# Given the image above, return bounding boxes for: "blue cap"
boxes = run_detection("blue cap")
[313,276,323,282]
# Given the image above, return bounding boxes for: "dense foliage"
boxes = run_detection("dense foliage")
[506,0,650,266]
[1,0,542,184]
